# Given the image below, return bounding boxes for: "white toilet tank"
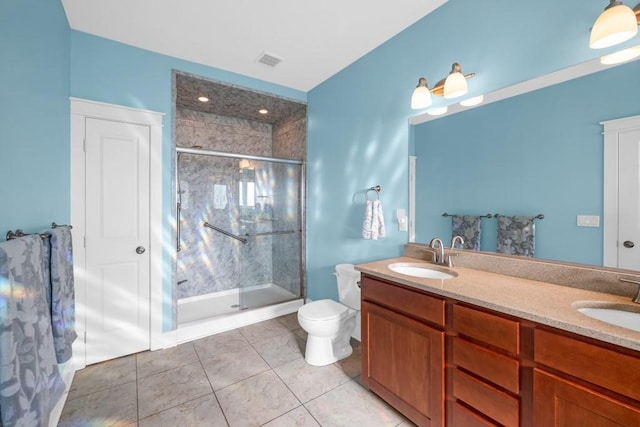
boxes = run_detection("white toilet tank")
[336,263,361,310]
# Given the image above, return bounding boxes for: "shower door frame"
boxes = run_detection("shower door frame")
[174,146,306,313]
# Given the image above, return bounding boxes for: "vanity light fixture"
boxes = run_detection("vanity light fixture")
[590,1,639,49]
[600,44,640,63]
[411,62,475,109]
[198,96,209,102]
[258,108,268,115]
[459,95,484,107]
[411,78,432,109]
[443,63,469,99]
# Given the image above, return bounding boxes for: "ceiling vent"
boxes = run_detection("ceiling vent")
[256,51,283,67]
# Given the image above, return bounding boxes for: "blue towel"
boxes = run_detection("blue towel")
[496,216,535,257]
[451,215,481,250]
[0,235,65,427]
[49,227,77,363]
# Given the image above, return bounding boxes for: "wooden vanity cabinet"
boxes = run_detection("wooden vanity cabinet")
[450,304,521,427]
[361,272,640,427]
[533,328,640,426]
[361,275,445,427]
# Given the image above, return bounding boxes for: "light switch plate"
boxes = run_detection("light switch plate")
[577,215,600,227]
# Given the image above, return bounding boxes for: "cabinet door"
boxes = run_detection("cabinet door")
[534,369,640,426]
[362,301,444,427]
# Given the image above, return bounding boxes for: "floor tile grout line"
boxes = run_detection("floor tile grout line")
[256,404,312,427]
[195,344,232,426]
[135,349,215,421]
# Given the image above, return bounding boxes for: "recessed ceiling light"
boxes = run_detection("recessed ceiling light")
[600,45,640,65]
[460,95,484,107]
[259,109,268,115]
[198,96,209,102]
[426,106,448,116]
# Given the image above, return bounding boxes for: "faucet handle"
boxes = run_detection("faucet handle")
[620,278,640,303]
[446,252,459,268]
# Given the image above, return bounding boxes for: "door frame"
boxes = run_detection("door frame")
[602,114,640,268]
[70,98,165,369]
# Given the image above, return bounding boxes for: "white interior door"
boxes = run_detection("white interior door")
[85,117,151,365]
[617,129,640,271]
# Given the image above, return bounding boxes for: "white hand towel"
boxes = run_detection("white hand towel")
[362,200,386,240]
[375,200,386,239]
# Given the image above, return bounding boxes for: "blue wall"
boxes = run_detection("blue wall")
[70,31,306,330]
[414,60,640,265]
[4,0,640,324]
[0,0,70,232]
[305,0,639,298]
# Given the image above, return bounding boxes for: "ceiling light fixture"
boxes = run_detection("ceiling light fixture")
[258,108,268,115]
[459,95,485,107]
[198,96,209,102]
[411,62,475,109]
[590,1,639,49]
[600,44,640,63]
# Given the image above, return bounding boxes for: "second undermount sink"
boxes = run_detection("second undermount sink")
[573,301,640,333]
[388,262,457,280]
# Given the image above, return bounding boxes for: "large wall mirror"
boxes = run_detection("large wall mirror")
[411,56,640,270]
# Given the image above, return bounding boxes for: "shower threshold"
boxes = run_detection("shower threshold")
[175,284,303,345]
[177,283,299,326]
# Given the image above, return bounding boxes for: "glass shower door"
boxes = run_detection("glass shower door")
[238,158,303,310]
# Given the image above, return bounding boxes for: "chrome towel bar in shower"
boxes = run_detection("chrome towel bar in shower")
[203,222,248,244]
[203,222,299,244]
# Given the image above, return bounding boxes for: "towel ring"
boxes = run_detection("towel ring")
[366,185,381,200]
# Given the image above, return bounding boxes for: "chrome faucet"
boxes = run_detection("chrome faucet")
[429,238,445,264]
[620,278,640,303]
[450,235,464,249]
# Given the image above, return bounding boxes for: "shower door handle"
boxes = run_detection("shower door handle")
[136,246,146,254]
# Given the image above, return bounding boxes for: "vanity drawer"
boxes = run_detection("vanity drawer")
[450,401,499,427]
[453,304,520,354]
[453,369,519,427]
[534,328,640,402]
[453,337,519,394]
[361,276,445,326]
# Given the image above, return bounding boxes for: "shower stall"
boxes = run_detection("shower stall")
[175,146,305,340]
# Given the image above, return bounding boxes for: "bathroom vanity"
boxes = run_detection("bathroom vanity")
[357,249,640,427]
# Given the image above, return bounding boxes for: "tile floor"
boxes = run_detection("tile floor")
[59,313,413,426]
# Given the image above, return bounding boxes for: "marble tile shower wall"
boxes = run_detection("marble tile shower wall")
[273,108,307,161]
[176,108,272,156]
[175,108,304,300]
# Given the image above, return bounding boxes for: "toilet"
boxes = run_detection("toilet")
[297,263,361,366]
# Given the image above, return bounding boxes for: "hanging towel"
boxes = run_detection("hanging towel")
[496,216,535,257]
[0,235,65,427]
[362,200,386,240]
[49,226,77,363]
[451,215,482,250]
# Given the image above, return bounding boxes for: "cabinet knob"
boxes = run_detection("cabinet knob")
[136,246,146,254]
[623,241,635,248]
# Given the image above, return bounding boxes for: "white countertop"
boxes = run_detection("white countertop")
[356,257,640,352]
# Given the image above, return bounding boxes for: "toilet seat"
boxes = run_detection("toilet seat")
[298,299,349,322]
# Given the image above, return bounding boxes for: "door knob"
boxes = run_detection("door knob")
[623,241,635,248]
[136,246,146,254]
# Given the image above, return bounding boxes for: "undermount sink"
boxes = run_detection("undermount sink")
[388,262,457,280]
[573,301,640,333]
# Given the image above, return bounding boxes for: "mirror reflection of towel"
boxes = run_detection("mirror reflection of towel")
[451,215,481,250]
[497,216,535,257]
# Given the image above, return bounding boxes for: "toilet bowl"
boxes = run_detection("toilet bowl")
[297,263,361,366]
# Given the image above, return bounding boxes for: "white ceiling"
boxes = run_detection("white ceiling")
[61,0,447,92]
